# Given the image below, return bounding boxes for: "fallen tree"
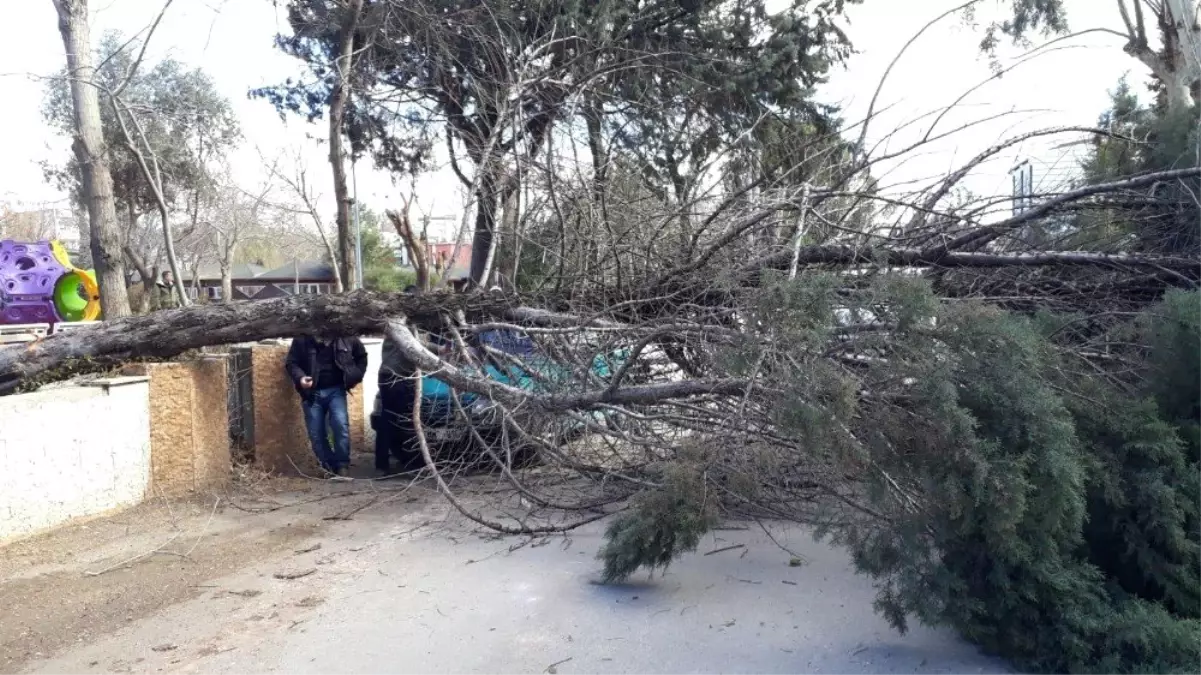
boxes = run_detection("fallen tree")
[6,231,1196,396]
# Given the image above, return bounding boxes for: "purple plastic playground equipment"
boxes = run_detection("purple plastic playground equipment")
[0,240,66,324]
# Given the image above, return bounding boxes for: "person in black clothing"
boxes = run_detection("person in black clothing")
[375,285,450,474]
[285,333,368,477]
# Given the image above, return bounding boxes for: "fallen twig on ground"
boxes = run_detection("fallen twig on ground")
[704,543,746,556]
[273,568,317,580]
[84,531,184,576]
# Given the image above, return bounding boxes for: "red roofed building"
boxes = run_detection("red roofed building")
[427,242,472,281]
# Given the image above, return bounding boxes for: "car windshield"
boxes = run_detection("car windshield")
[477,328,536,357]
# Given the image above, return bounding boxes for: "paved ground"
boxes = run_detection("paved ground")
[5,477,1010,674]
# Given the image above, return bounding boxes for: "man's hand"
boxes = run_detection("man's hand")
[300,376,314,390]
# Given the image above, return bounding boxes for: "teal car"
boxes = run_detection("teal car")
[371,328,628,468]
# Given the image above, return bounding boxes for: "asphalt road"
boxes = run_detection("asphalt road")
[23,497,1010,674]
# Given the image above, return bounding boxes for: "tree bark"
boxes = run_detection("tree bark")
[328,0,363,291]
[52,0,132,319]
[0,285,747,409]
[1118,0,1201,113]
[495,181,522,289]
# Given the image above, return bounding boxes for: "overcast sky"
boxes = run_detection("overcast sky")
[0,0,1143,240]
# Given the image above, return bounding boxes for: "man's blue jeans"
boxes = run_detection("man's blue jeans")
[302,388,351,472]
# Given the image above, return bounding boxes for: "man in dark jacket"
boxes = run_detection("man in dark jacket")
[285,333,368,477]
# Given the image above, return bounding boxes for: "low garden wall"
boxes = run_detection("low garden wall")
[0,338,384,543]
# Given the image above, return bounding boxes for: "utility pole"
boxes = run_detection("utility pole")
[1010,160,1033,216]
[352,160,363,290]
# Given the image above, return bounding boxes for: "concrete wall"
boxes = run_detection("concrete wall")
[124,357,231,497]
[361,338,382,448]
[0,377,151,543]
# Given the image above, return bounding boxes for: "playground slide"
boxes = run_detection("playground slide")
[0,239,100,325]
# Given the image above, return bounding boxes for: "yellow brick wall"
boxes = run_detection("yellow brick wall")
[123,358,230,496]
[250,344,320,475]
[191,356,231,487]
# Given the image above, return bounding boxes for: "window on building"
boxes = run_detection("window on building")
[206,286,222,301]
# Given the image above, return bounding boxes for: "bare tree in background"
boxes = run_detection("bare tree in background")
[386,189,431,289]
[50,0,132,318]
[270,151,345,291]
[205,165,278,301]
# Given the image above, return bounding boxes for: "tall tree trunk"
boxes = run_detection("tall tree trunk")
[585,101,622,291]
[468,172,501,286]
[52,0,131,319]
[156,203,188,306]
[1120,0,1201,114]
[122,245,157,314]
[317,231,342,292]
[328,0,363,291]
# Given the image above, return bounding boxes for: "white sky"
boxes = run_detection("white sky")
[0,0,1146,240]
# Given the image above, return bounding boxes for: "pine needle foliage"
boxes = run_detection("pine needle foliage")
[598,276,1201,673]
[597,458,719,584]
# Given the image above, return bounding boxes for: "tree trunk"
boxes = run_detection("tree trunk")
[387,206,430,290]
[157,203,189,307]
[585,101,622,291]
[468,172,501,286]
[0,289,747,409]
[1121,0,1201,113]
[220,266,233,303]
[52,0,131,319]
[495,185,522,290]
[328,0,363,291]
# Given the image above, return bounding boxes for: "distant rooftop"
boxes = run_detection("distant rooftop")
[193,262,268,280]
[255,260,337,281]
